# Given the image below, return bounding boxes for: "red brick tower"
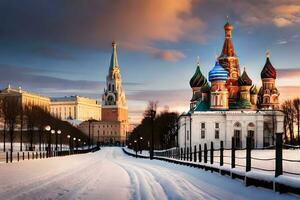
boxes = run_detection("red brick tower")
[218,22,240,106]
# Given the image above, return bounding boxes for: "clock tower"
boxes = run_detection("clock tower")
[102,41,128,123]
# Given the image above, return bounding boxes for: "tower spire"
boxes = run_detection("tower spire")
[110,41,119,70]
[266,49,270,58]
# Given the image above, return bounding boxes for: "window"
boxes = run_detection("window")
[215,122,220,139]
[215,130,219,139]
[187,130,189,140]
[201,123,205,129]
[200,122,205,139]
[201,130,205,139]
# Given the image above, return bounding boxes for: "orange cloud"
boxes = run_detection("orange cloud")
[72,0,204,58]
[153,50,186,62]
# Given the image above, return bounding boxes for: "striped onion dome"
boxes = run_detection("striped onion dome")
[209,61,228,82]
[189,63,208,88]
[261,57,276,79]
[238,68,252,86]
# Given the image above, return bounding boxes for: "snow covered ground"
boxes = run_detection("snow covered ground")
[0,147,299,200]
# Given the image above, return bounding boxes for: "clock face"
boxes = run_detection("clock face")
[107,95,114,104]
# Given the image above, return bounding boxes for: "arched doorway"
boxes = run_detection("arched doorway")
[233,122,242,149]
[247,123,255,148]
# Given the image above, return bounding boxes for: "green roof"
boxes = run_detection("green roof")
[194,100,210,112]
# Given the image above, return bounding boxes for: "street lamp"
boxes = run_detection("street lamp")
[78,139,81,151]
[57,130,62,153]
[134,140,137,158]
[45,125,51,157]
[51,130,55,151]
[139,137,143,153]
[73,137,76,154]
[67,135,71,154]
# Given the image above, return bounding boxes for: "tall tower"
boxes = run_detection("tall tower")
[257,51,280,109]
[218,22,240,106]
[102,41,128,122]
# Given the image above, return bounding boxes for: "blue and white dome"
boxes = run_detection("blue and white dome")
[209,62,228,82]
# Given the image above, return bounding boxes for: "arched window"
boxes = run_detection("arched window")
[247,123,255,148]
[233,122,242,148]
[112,84,115,91]
[263,96,270,104]
[108,84,111,91]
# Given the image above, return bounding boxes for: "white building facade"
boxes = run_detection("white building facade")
[178,111,284,149]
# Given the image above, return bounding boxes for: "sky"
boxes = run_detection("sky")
[0,0,300,123]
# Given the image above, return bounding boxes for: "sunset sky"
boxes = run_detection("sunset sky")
[0,0,300,123]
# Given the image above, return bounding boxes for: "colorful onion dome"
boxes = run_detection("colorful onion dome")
[238,68,252,86]
[209,61,228,82]
[250,85,258,95]
[189,64,208,88]
[261,55,276,79]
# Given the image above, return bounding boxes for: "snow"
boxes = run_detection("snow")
[276,176,300,189]
[0,147,298,200]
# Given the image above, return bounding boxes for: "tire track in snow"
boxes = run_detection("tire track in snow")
[113,152,215,200]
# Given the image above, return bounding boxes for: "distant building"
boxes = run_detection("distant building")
[178,22,284,150]
[0,84,50,111]
[79,41,129,145]
[50,96,101,122]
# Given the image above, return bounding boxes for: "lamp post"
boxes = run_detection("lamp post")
[67,135,71,154]
[140,136,143,154]
[45,125,51,157]
[134,140,137,158]
[57,130,62,154]
[73,137,76,154]
[78,139,81,151]
[51,130,55,156]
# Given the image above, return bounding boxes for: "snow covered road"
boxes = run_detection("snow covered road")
[0,147,298,200]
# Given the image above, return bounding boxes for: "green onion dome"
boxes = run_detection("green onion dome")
[238,68,252,86]
[189,64,208,88]
[250,85,258,95]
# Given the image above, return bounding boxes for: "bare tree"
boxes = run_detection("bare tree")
[293,98,300,145]
[281,100,295,144]
[2,96,21,162]
[144,101,158,159]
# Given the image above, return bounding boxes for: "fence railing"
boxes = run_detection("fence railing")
[153,133,300,178]
[0,145,100,163]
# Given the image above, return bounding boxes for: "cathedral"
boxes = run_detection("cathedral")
[178,22,284,149]
[79,41,129,145]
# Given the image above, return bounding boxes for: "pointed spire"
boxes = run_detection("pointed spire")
[196,56,200,66]
[266,49,270,58]
[221,21,235,57]
[238,66,252,86]
[110,41,119,70]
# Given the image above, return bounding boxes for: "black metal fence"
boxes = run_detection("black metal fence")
[0,146,100,163]
[154,133,300,178]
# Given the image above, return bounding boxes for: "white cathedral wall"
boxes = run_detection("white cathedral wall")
[177,111,282,150]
